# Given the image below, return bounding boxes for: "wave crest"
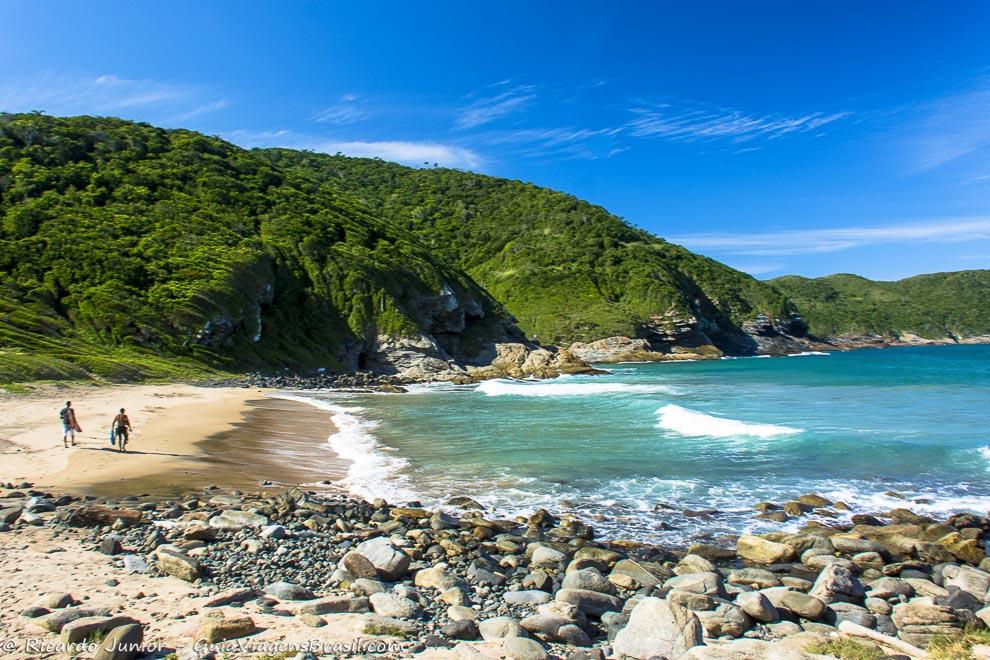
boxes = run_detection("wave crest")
[656,404,802,439]
[476,379,677,397]
[270,393,417,502]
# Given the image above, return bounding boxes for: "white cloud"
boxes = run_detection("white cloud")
[315,140,481,168]
[0,73,227,123]
[456,86,537,129]
[901,86,990,173]
[225,129,482,169]
[733,262,787,275]
[626,101,850,143]
[312,94,371,125]
[667,218,990,257]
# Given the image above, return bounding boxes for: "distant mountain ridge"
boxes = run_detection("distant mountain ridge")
[770,271,990,341]
[0,113,985,384]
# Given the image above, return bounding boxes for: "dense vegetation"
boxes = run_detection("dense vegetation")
[261,149,794,345]
[771,271,990,339]
[1,113,985,384]
[0,113,509,382]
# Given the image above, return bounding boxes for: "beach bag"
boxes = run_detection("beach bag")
[109,428,115,445]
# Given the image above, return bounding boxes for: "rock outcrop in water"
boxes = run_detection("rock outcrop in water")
[3,481,989,658]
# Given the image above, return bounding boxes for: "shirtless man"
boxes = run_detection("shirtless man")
[112,408,132,452]
[59,400,80,447]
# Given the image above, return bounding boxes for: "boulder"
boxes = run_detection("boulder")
[500,636,548,660]
[182,523,216,541]
[695,601,752,638]
[609,558,670,588]
[414,564,449,589]
[555,588,624,617]
[866,576,915,600]
[341,550,379,580]
[506,590,553,606]
[66,505,142,527]
[202,588,256,608]
[352,578,386,596]
[299,596,369,615]
[809,564,866,604]
[736,535,795,564]
[196,611,257,643]
[93,623,144,660]
[727,568,781,589]
[442,619,479,640]
[156,549,201,582]
[945,566,990,600]
[478,616,527,641]
[263,581,315,601]
[891,600,964,647]
[520,613,570,640]
[664,572,727,598]
[448,605,479,622]
[208,509,268,530]
[359,613,419,637]
[667,590,716,611]
[61,615,140,645]
[827,602,876,629]
[35,607,111,633]
[675,554,717,575]
[612,596,703,659]
[561,568,617,595]
[735,591,779,623]
[830,535,883,555]
[530,545,567,567]
[34,593,75,609]
[369,592,421,618]
[354,536,412,581]
[763,589,826,620]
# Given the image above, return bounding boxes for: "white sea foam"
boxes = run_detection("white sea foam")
[980,446,990,469]
[476,379,677,397]
[656,404,802,438]
[787,351,831,357]
[270,393,418,503]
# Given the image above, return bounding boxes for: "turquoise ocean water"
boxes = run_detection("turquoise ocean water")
[282,345,990,544]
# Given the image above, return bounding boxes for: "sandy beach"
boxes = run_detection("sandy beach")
[0,385,345,496]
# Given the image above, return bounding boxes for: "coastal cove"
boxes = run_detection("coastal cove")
[2,345,986,547]
[287,344,990,546]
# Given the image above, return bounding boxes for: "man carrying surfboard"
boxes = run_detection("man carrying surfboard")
[59,400,81,448]
[112,408,132,453]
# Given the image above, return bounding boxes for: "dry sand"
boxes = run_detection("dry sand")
[0,385,346,497]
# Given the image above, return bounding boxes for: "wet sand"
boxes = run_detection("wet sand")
[85,396,348,497]
[0,385,348,498]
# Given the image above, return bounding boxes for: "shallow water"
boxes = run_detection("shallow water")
[290,345,990,544]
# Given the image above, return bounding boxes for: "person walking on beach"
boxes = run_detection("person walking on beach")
[112,408,132,452]
[59,400,81,447]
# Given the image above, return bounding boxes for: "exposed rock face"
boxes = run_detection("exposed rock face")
[568,336,673,363]
[465,343,598,381]
[368,334,462,380]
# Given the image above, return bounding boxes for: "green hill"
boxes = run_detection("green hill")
[2,113,983,385]
[771,271,990,339]
[259,149,800,350]
[0,113,520,383]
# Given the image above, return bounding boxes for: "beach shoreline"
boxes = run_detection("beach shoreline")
[0,384,348,498]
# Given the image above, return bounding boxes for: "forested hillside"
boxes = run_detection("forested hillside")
[771,271,990,339]
[1,113,984,384]
[260,150,799,350]
[0,113,518,382]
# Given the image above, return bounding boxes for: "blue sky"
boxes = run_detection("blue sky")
[1,1,988,280]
